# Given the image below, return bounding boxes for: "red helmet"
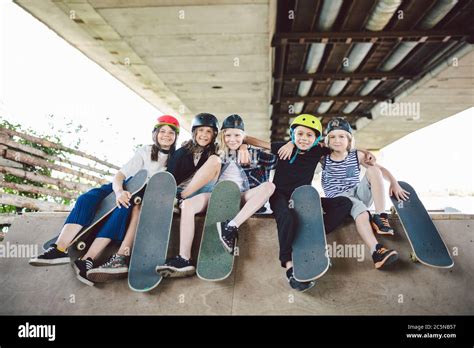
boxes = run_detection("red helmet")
[154,115,180,134]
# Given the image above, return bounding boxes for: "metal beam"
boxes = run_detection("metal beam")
[271,113,371,120]
[274,72,414,81]
[272,30,469,45]
[275,96,386,103]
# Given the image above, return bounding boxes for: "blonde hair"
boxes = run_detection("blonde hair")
[217,128,246,160]
[325,131,356,152]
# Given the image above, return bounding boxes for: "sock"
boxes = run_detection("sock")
[228,220,237,228]
[370,244,378,254]
[56,245,66,253]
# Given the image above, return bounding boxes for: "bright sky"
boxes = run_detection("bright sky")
[1,0,473,212]
[0,0,190,167]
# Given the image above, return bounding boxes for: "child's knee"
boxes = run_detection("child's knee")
[366,165,381,176]
[263,182,275,196]
[208,155,221,167]
[180,199,193,213]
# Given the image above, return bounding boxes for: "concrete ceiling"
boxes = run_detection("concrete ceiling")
[12,0,474,148]
[14,0,275,139]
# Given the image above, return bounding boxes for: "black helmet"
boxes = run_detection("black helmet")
[325,117,352,135]
[221,114,245,131]
[191,113,219,133]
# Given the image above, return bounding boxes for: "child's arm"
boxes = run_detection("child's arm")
[358,151,409,201]
[379,165,410,201]
[245,135,271,150]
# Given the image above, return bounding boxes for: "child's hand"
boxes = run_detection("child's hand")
[115,190,132,208]
[390,182,410,201]
[238,144,250,166]
[278,142,294,160]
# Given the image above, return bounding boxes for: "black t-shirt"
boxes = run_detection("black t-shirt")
[271,142,330,198]
[167,146,212,186]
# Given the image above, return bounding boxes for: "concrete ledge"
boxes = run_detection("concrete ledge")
[0,213,472,315]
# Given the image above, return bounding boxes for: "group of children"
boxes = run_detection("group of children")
[29,112,409,292]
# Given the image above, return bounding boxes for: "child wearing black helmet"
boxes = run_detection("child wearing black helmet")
[157,114,277,277]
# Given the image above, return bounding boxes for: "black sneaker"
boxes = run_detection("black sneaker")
[29,244,70,266]
[217,220,238,254]
[72,258,95,286]
[286,267,316,292]
[371,213,394,235]
[372,244,398,269]
[155,255,195,278]
[87,253,129,283]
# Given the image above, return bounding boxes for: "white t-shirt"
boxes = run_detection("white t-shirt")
[120,145,168,180]
[217,160,244,191]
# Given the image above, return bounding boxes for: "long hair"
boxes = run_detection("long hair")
[217,128,246,161]
[151,125,177,161]
[181,128,218,155]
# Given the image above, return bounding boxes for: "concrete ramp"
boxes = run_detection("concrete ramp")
[0,212,473,315]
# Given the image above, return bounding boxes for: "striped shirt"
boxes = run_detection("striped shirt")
[321,150,360,198]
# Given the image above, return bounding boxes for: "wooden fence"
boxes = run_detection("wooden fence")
[0,126,119,221]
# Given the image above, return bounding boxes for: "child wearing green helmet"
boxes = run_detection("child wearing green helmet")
[245,114,355,292]
[320,117,410,269]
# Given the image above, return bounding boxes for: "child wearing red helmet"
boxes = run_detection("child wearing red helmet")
[29,115,181,286]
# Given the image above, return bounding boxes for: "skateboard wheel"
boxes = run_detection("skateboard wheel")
[390,206,396,217]
[409,252,418,263]
[134,196,142,205]
[77,241,86,251]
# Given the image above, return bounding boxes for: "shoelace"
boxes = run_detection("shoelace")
[376,247,388,254]
[380,217,391,227]
[85,259,94,270]
[101,255,120,268]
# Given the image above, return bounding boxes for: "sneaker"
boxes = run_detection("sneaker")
[86,253,129,283]
[72,258,95,286]
[286,267,316,292]
[155,255,195,278]
[372,244,398,269]
[371,213,394,235]
[217,220,238,254]
[29,244,70,266]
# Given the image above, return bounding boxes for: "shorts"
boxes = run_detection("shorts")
[338,175,373,219]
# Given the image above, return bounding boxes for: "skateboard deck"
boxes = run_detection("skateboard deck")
[291,185,330,282]
[43,169,148,253]
[196,181,241,281]
[128,171,176,292]
[390,181,453,268]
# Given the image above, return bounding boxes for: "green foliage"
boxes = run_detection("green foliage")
[0,119,76,213]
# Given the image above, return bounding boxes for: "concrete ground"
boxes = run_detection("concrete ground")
[0,212,472,315]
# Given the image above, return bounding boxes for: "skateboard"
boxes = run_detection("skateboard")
[196,181,241,281]
[291,185,330,282]
[128,171,176,292]
[43,169,148,253]
[390,181,453,268]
